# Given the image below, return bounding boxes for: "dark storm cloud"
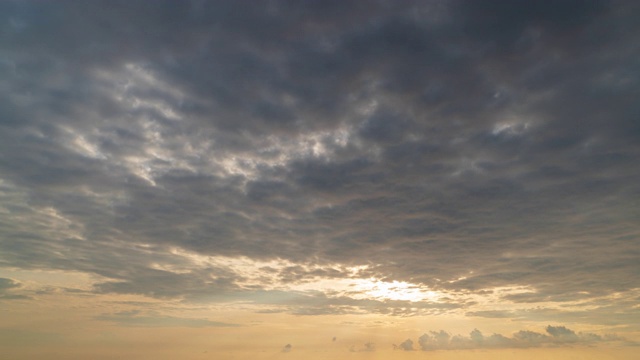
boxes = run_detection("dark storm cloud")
[1,0,639,324]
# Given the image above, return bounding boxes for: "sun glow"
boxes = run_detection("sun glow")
[353,279,441,302]
[164,248,447,303]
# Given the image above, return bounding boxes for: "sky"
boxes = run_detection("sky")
[0,0,639,359]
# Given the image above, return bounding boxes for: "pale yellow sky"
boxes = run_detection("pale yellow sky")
[2,284,639,360]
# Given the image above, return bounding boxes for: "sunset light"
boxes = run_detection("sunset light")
[1,1,639,359]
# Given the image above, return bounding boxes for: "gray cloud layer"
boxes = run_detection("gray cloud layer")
[1,0,639,323]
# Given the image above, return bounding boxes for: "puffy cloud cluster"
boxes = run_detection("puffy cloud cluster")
[395,325,624,351]
[395,339,414,351]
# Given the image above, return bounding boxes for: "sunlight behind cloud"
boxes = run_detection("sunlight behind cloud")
[352,279,441,302]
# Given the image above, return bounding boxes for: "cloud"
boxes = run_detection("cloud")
[544,325,580,341]
[419,330,451,350]
[467,294,640,330]
[412,325,624,351]
[395,339,414,351]
[0,278,29,300]
[95,310,238,328]
[0,278,20,291]
[0,0,638,328]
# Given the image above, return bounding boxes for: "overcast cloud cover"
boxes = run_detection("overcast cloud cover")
[1,0,639,338]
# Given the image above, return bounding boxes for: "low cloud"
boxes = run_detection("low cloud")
[395,339,414,351]
[467,299,640,330]
[96,310,238,328]
[0,278,20,291]
[0,278,29,300]
[409,325,624,351]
